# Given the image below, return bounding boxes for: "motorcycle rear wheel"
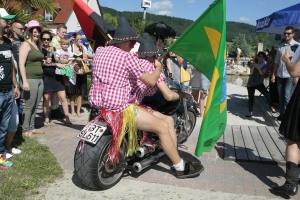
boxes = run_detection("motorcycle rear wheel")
[74,135,126,190]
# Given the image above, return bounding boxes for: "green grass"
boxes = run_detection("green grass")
[0,133,63,200]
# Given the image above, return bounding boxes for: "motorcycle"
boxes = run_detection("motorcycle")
[74,78,197,190]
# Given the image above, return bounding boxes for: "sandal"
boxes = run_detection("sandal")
[270,107,277,113]
[43,121,50,126]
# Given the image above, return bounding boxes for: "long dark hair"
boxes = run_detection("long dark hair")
[40,30,53,42]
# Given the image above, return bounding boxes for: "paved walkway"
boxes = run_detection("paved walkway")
[30,83,298,199]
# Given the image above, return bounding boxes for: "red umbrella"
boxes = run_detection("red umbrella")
[71,0,115,50]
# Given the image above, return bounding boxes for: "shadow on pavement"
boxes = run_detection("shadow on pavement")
[215,142,290,199]
[227,94,268,125]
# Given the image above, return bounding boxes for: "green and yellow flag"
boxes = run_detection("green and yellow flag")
[168,0,227,156]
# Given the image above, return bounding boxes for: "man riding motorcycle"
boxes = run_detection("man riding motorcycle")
[89,17,203,178]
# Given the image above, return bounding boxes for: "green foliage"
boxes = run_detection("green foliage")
[103,13,118,28]
[228,33,251,57]
[0,0,57,25]
[102,7,193,37]
[128,17,153,35]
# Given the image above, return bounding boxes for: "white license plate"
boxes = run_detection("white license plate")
[77,122,107,144]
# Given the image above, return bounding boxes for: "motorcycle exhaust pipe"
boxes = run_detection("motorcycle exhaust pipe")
[133,151,165,173]
[136,146,147,158]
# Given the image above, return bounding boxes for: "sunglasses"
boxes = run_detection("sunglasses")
[42,38,51,41]
[284,32,293,35]
[15,27,24,31]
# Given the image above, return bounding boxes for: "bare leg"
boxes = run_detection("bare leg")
[43,92,51,124]
[70,95,76,116]
[76,95,82,117]
[199,91,207,118]
[5,132,16,150]
[191,89,200,110]
[286,140,299,164]
[57,90,72,124]
[152,111,177,146]
[137,107,181,164]
[50,92,59,108]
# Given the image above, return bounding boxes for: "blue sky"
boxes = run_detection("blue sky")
[98,0,299,25]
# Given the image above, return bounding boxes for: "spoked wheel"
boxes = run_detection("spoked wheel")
[177,108,197,144]
[97,138,127,189]
[184,108,197,137]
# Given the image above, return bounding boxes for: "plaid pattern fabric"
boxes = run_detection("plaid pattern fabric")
[89,46,153,112]
[133,59,166,104]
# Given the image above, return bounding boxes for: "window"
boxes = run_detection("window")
[45,11,53,22]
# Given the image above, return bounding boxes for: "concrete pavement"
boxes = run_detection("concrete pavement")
[28,83,296,200]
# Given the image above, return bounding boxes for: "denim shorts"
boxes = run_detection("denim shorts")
[8,100,19,132]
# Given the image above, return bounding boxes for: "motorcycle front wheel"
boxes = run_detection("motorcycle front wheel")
[74,135,126,190]
[185,107,197,137]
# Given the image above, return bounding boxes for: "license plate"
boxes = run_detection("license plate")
[77,122,107,144]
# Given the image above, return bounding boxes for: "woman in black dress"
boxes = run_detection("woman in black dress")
[272,49,300,196]
[65,33,88,117]
[41,31,73,126]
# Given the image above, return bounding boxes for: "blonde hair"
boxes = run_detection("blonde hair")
[60,37,70,45]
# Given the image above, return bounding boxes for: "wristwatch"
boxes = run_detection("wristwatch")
[13,85,19,89]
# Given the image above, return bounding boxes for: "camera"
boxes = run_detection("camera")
[291,44,299,53]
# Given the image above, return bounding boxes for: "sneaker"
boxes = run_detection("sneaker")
[3,152,12,159]
[5,148,21,155]
[22,131,37,138]
[32,129,45,134]
[175,162,204,178]
[0,154,13,167]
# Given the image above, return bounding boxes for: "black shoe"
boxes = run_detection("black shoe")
[175,162,204,178]
[195,110,200,117]
[272,181,298,196]
[50,108,65,119]
[277,115,283,121]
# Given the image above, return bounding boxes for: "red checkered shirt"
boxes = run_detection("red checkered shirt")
[133,59,166,104]
[89,46,154,112]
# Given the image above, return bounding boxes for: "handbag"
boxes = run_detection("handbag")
[180,66,190,83]
[72,60,90,75]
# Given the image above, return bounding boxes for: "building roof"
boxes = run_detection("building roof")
[35,0,73,24]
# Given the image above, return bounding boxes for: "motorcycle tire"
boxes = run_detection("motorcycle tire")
[74,135,125,190]
[186,107,197,137]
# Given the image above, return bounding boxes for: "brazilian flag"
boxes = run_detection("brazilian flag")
[168,0,227,156]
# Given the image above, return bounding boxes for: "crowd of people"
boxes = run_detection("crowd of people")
[0,8,92,168]
[0,8,205,178]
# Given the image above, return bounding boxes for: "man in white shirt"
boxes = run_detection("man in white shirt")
[271,26,300,120]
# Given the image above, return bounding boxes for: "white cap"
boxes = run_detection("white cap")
[0,8,15,20]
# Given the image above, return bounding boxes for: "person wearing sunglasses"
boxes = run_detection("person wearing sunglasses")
[40,31,73,127]
[271,26,300,121]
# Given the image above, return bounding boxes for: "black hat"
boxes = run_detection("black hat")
[109,17,139,45]
[138,33,158,59]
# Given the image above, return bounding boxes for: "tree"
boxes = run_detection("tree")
[128,17,152,35]
[0,0,57,24]
[229,33,251,57]
[103,13,118,28]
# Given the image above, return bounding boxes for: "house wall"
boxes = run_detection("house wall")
[66,0,102,32]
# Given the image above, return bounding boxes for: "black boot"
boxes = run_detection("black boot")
[50,108,65,119]
[272,161,298,196]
